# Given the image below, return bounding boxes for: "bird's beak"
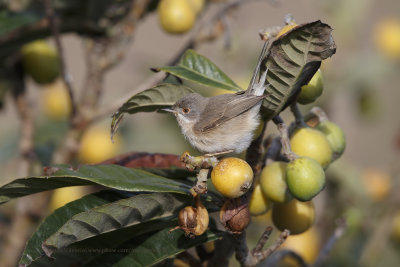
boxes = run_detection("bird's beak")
[161,108,175,113]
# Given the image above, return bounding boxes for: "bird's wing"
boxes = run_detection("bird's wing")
[193,94,264,133]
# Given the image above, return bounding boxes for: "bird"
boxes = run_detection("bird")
[164,67,269,155]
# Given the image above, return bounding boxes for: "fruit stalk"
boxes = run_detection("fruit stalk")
[44,0,76,117]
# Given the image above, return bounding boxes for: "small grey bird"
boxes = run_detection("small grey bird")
[164,68,269,155]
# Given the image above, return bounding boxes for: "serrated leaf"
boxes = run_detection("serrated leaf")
[261,20,336,119]
[0,164,191,205]
[155,49,242,92]
[19,190,128,266]
[83,227,223,267]
[110,83,193,138]
[42,193,189,258]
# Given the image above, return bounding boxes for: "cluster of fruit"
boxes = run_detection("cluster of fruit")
[209,69,346,235]
[157,0,205,34]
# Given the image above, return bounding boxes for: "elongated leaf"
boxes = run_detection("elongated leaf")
[0,164,191,205]
[155,49,242,91]
[110,83,193,138]
[19,190,129,266]
[260,20,336,120]
[83,227,223,267]
[42,193,189,257]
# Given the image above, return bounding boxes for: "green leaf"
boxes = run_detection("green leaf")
[0,164,191,205]
[19,190,128,266]
[83,227,223,267]
[260,20,336,120]
[42,193,189,258]
[155,49,242,92]
[110,83,193,138]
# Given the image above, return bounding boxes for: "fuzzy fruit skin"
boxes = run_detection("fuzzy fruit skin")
[187,0,205,15]
[249,183,271,216]
[392,212,400,243]
[158,0,196,34]
[211,157,253,198]
[42,81,72,120]
[286,157,325,201]
[21,40,60,84]
[78,128,121,164]
[49,187,87,212]
[272,199,315,235]
[317,121,346,158]
[280,228,320,266]
[259,161,292,203]
[290,127,332,169]
[298,70,323,105]
[277,24,297,37]
[374,18,400,59]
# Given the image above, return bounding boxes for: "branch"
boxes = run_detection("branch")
[265,250,308,267]
[314,218,347,267]
[272,116,297,161]
[252,226,273,255]
[290,103,306,127]
[44,0,76,118]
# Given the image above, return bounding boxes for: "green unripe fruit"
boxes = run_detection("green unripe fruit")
[286,157,326,201]
[21,40,60,85]
[290,127,333,169]
[272,199,315,235]
[259,162,292,203]
[298,69,323,105]
[317,121,346,159]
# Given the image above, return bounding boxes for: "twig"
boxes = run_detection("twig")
[252,226,273,255]
[0,68,50,267]
[266,250,308,267]
[264,136,283,165]
[257,230,290,261]
[272,116,297,161]
[314,218,347,267]
[234,229,290,267]
[290,103,306,127]
[44,0,76,117]
[207,233,235,267]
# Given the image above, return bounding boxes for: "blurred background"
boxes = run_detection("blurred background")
[0,0,400,266]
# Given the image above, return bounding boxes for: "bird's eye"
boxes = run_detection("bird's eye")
[182,108,190,114]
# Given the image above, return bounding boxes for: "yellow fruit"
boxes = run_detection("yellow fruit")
[317,120,346,159]
[259,161,291,203]
[42,80,72,120]
[373,18,400,59]
[249,183,271,216]
[187,0,205,15]
[392,212,400,242]
[78,127,122,164]
[21,40,60,84]
[211,157,253,198]
[298,69,323,105]
[272,199,315,235]
[280,228,320,266]
[158,0,196,34]
[277,24,297,37]
[290,127,333,169]
[361,168,391,201]
[286,157,325,201]
[49,187,87,212]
